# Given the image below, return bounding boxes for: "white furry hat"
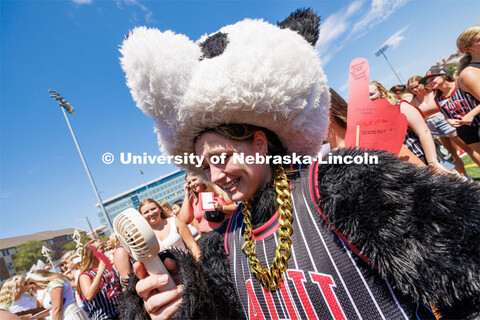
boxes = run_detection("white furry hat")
[120,9,330,173]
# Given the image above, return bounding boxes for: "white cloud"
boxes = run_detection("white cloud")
[120,0,156,24]
[338,79,350,93]
[381,25,409,50]
[72,0,93,4]
[350,0,411,39]
[316,0,363,55]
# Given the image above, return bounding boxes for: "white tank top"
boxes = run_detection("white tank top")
[158,217,186,252]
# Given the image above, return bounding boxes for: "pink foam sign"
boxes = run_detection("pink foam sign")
[344,58,407,155]
[85,242,113,272]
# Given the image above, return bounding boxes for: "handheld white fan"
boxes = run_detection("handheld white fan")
[113,208,176,290]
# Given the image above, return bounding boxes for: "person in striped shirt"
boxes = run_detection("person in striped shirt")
[77,240,121,320]
[420,66,480,152]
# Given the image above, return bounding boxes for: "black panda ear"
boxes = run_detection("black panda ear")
[277,8,320,46]
[199,32,229,60]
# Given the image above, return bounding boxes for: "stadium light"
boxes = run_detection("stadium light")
[375,45,404,84]
[49,89,114,232]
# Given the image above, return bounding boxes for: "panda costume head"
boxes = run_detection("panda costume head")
[120,8,329,174]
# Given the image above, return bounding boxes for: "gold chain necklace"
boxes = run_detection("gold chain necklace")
[241,165,293,291]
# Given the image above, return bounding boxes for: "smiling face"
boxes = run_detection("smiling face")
[140,202,163,226]
[172,203,181,215]
[369,84,381,101]
[185,174,205,194]
[425,75,443,89]
[407,81,425,96]
[195,131,272,202]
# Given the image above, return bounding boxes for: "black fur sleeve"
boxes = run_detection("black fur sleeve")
[317,148,480,319]
[199,224,246,319]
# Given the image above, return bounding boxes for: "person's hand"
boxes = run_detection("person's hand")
[183,183,191,197]
[428,161,450,175]
[460,113,474,126]
[134,259,183,320]
[98,260,107,274]
[210,200,223,212]
[446,118,463,128]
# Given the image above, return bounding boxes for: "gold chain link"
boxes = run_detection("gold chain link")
[241,165,293,291]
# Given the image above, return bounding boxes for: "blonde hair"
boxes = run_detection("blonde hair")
[79,239,102,274]
[370,80,397,104]
[159,201,173,216]
[0,275,24,307]
[185,172,222,204]
[26,270,66,290]
[60,250,76,262]
[108,233,120,248]
[456,24,480,77]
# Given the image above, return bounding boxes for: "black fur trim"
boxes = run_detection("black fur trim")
[119,272,149,320]
[277,8,320,46]
[250,183,277,228]
[199,32,229,60]
[199,226,246,319]
[317,148,480,319]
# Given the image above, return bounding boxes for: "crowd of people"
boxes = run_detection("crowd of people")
[0,171,232,319]
[1,12,479,320]
[368,24,480,177]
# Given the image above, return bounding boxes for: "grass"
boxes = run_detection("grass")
[462,155,480,180]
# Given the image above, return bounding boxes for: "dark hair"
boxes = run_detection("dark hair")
[390,84,407,93]
[329,88,348,129]
[173,199,183,207]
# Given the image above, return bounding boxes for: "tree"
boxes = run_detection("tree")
[62,232,90,252]
[447,63,459,77]
[13,240,47,273]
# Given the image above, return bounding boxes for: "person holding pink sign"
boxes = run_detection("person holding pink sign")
[179,172,236,233]
[369,80,449,174]
[77,240,121,320]
[327,87,428,167]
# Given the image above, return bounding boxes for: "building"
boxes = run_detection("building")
[0,228,84,281]
[97,169,186,234]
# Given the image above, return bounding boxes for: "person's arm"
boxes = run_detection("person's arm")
[458,67,480,101]
[400,102,449,174]
[113,247,132,287]
[0,310,21,320]
[461,104,480,125]
[397,145,427,167]
[78,261,106,301]
[318,148,480,319]
[178,184,194,224]
[212,187,237,216]
[49,286,63,320]
[175,219,201,260]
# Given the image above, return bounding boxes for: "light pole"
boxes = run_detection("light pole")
[49,89,114,232]
[375,45,404,84]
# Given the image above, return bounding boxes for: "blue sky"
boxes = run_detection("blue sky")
[1,0,478,239]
